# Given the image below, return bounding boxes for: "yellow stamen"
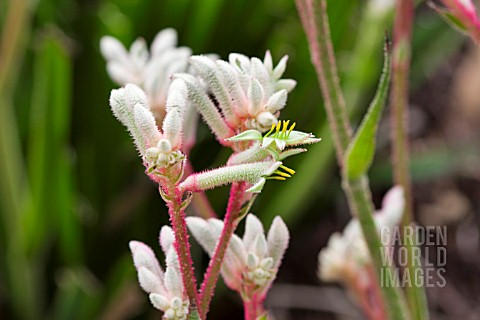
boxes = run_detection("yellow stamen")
[265,123,275,137]
[274,170,292,178]
[276,121,281,133]
[280,165,295,175]
[288,122,296,136]
[267,176,286,181]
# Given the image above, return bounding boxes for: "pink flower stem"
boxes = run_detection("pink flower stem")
[198,181,246,319]
[243,293,266,320]
[391,1,429,319]
[164,185,201,315]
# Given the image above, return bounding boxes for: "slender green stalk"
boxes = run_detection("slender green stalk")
[391,1,429,319]
[296,0,411,319]
[296,0,352,162]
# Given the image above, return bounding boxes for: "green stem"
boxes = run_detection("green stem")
[391,1,429,319]
[344,177,410,320]
[296,0,411,319]
[296,0,352,162]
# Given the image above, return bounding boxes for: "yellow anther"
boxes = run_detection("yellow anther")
[288,122,296,135]
[282,120,290,134]
[274,170,292,178]
[280,165,295,175]
[265,123,275,137]
[276,121,281,133]
[267,176,286,181]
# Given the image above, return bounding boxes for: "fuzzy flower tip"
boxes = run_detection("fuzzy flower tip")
[101,28,192,119]
[109,83,187,179]
[178,51,296,144]
[178,160,298,193]
[318,186,404,284]
[129,227,189,319]
[227,120,321,163]
[186,214,289,298]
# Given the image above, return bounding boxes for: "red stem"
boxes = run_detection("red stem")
[198,181,246,319]
[243,293,266,320]
[165,187,201,314]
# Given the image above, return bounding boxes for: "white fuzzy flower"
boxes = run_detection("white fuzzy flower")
[130,227,189,320]
[109,83,186,176]
[101,28,191,120]
[186,214,289,297]
[318,186,405,284]
[181,51,296,144]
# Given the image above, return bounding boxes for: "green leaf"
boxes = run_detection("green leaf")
[344,43,391,181]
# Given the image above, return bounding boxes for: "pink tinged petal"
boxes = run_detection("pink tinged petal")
[149,293,170,311]
[253,234,268,259]
[159,226,175,256]
[216,60,249,116]
[138,266,164,294]
[189,56,238,125]
[124,84,149,110]
[151,28,178,56]
[247,252,259,269]
[251,57,270,88]
[178,161,282,193]
[164,261,183,298]
[256,111,277,129]
[106,62,136,85]
[129,38,149,70]
[248,78,265,116]
[100,36,129,63]
[162,108,183,149]
[273,55,288,80]
[129,241,164,280]
[243,214,265,252]
[229,53,251,72]
[186,217,218,255]
[174,73,233,142]
[267,216,290,269]
[263,50,273,72]
[275,79,297,92]
[265,89,288,113]
[133,104,161,148]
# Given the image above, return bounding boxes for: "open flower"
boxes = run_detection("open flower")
[318,186,404,284]
[109,82,186,181]
[176,52,296,146]
[129,226,189,320]
[101,28,191,121]
[186,214,289,299]
[226,120,321,162]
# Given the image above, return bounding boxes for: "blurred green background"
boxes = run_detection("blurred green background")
[1,0,478,319]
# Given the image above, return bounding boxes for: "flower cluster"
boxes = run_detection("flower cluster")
[104,26,319,319]
[101,29,191,121]
[109,82,186,182]
[318,186,404,285]
[175,51,296,146]
[130,227,189,319]
[187,214,289,298]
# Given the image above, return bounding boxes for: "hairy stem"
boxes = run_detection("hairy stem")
[165,186,200,314]
[297,0,411,319]
[198,181,246,319]
[391,1,429,319]
[243,293,266,320]
[296,0,352,163]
